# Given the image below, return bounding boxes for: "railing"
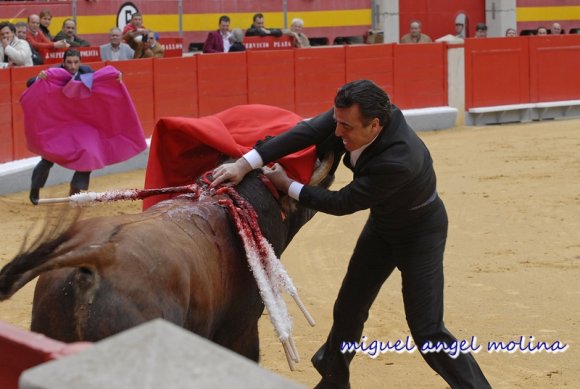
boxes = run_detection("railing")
[39,38,184,64]
[465,35,580,109]
[0,43,448,163]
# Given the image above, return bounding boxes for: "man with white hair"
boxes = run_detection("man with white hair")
[14,21,42,65]
[400,20,432,43]
[289,18,310,48]
[551,22,564,35]
[100,27,134,61]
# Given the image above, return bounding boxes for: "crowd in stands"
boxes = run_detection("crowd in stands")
[397,19,578,45]
[2,7,579,68]
[0,9,165,68]
[203,13,311,53]
[1,10,313,68]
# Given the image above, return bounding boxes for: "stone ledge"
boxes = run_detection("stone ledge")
[20,319,304,389]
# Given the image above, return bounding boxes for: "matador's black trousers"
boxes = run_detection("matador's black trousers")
[31,158,91,193]
[311,197,491,389]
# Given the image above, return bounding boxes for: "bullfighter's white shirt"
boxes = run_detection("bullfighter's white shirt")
[243,134,378,201]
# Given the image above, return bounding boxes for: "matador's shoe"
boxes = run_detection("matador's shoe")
[29,188,39,205]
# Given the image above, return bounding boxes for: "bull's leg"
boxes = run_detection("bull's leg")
[31,269,79,342]
[214,321,260,362]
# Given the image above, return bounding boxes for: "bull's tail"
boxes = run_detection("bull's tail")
[0,208,106,301]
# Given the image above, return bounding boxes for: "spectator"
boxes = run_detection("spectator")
[100,27,134,61]
[27,49,94,203]
[126,29,163,59]
[400,20,432,43]
[14,22,28,41]
[551,22,564,34]
[245,13,282,37]
[27,14,69,56]
[203,15,231,53]
[147,31,164,58]
[505,28,517,37]
[334,37,352,45]
[122,12,146,37]
[475,22,488,38]
[537,26,548,36]
[39,9,54,40]
[0,21,33,68]
[54,19,90,47]
[14,21,41,65]
[455,22,466,38]
[228,28,246,52]
[288,18,310,48]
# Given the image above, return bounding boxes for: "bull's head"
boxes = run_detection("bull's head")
[234,151,335,257]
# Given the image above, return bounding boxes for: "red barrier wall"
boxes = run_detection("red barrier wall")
[294,47,346,118]
[1,43,457,167]
[394,43,447,109]
[153,56,198,120]
[0,69,12,163]
[247,50,295,112]
[42,47,101,65]
[244,36,295,50]
[10,66,48,160]
[345,44,394,98]
[197,52,248,117]
[399,0,485,41]
[158,37,184,58]
[529,35,580,103]
[0,321,91,389]
[110,59,156,137]
[465,37,530,109]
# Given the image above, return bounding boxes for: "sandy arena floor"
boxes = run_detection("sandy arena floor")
[0,119,578,388]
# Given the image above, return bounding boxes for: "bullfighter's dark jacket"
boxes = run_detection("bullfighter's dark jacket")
[254,106,438,229]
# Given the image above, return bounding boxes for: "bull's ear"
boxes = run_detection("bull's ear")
[309,151,334,185]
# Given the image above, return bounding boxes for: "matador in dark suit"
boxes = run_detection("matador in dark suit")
[212,80,491,389]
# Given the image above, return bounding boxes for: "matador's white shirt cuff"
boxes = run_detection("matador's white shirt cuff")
[288,181,303,201]
[243,149,264,169]
[244,149,303,200]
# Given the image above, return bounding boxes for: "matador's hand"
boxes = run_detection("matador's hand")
[211,158,253,187]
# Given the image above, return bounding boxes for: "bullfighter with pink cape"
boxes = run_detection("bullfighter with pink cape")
[20,64,146,203]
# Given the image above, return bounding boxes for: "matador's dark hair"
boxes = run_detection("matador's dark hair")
[334,80,392,126]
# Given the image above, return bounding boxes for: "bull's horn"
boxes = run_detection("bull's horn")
[308,151,334,186]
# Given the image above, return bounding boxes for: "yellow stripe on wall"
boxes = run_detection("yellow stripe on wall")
[77,16,118,34]
[517,6,580,22]
[77,9,371,34]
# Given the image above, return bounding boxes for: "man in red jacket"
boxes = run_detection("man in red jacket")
[26,14,69,54]
[203,15,231,53]
[122,12,146,37]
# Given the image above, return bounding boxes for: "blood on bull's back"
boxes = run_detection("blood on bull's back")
[0,155,334,360]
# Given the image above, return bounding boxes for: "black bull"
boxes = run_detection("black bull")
[0,154,334,361]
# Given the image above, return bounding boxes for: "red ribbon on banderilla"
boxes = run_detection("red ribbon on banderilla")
[36,175,315,370]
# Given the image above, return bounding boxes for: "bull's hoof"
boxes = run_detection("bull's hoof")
[29,188,39,205]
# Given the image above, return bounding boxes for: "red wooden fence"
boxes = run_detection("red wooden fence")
[1,43,448,164]
[464,35,580,109]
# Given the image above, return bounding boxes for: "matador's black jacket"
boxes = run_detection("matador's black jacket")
[254,106,438,230]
